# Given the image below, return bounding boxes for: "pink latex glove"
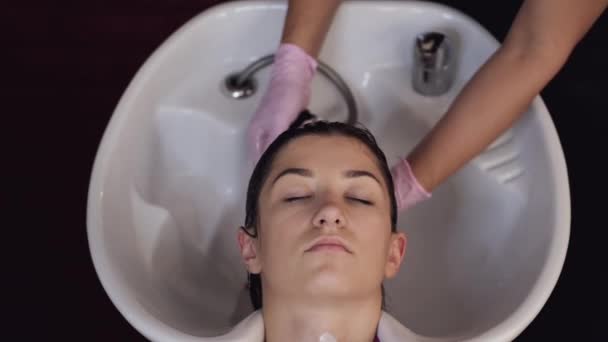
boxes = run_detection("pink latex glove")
[391,158,432,211]
[247,43,318,165]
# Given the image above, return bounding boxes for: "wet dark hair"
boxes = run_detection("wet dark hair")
[241,111,397,310]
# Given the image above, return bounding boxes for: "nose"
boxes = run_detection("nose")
[312,203,346,230]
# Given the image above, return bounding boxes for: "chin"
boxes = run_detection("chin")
[297,257,358,292]
[303,271,354,296]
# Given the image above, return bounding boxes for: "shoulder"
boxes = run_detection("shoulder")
[378,311,440,342]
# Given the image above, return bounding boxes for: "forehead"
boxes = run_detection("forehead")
[268,134,384,178]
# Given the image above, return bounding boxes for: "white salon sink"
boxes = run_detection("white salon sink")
[87,1,570,341]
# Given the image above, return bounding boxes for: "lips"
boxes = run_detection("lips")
[305,236,352,254]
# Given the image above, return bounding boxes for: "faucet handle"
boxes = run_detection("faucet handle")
[413,32,454,96]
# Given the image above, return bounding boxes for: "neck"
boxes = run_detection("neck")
[262,294,382,342]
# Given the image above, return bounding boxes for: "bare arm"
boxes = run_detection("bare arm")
[407,0,608,192]
[281,0,343,58]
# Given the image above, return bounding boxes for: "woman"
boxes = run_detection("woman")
[238,119,428,341]
[246,0,608,211]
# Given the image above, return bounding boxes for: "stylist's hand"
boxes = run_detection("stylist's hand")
[246,43,318,165]
[391,158,431,211]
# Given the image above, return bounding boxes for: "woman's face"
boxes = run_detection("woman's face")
[239,134,406,302]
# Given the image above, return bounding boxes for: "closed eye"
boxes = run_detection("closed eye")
[347,197,374,205]
[284,195,312,203]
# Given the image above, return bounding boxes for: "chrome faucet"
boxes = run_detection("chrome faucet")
[412,32,454,96]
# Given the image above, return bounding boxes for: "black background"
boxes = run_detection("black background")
[6,0,605,340]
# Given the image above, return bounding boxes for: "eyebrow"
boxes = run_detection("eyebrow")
[343,169,382,186]
[271,168,313,185]
[271,168,383,187]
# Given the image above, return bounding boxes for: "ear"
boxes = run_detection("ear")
[384,231,407,279]
[238,227,262,274]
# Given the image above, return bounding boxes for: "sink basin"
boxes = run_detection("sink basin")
[87,1,570,341]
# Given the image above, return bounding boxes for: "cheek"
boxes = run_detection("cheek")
[267,201,312,231]
[352,211,392,259]
[351,204,391,231]
[257,206,309,258]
